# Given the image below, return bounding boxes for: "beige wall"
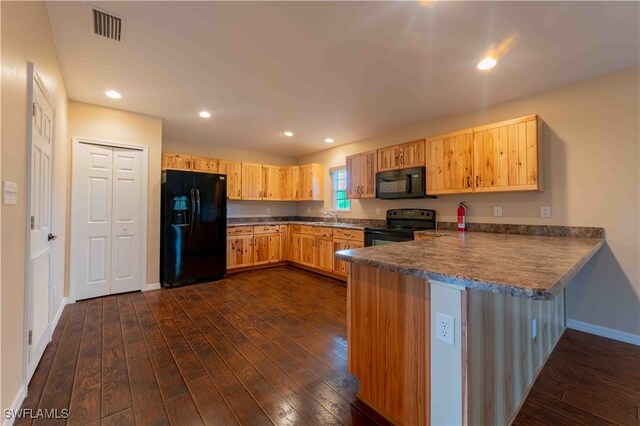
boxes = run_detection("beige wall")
[1,1,69,412]
[163,139,298,218]
[298,66,640,337]
[68,101,163,287]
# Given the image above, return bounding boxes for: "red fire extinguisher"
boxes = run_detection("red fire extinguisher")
[457,202,468,232]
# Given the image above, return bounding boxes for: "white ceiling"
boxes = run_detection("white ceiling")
[47,1,639,157]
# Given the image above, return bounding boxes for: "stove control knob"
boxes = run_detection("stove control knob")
[420,212,425,216]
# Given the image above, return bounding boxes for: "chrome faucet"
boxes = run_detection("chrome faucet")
[322,210,339,223]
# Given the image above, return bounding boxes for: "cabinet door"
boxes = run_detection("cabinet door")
[219,160,242,200]
[427,130,474,195]
[298,164,324,201]
[262,165,282,200]
[227,236,253,269]
[399,140,425,168]
[299,234,316,267]
[279,225,288,261]
[291,233,301,263]
[360,150,377,198]
[268,235,280,263]
[316,238,334,272]
[377,146,399,171]
[333,239,350,276]
[253,235,270,265]
[346,154,362,199]
[473,115,539,192]
[281,166,299,200]
[242,163,263,200]
[191,156,218,173]
[162,153,192,171]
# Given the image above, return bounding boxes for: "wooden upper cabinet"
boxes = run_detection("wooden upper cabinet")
[298,163,324,201]
[347,150,377,199]
[162,153,193,171]
[360,150,377,198]
[241,163,263,200]
[281,166,299,200]
[191,156,219,173]
[377,140,425,171]
[377,146,399,171]
[262,165,282,200]
[346,154,362,199]
[398,140,425,168]
[426,129,474,195]
[473,115,541,193]
[219,160,242,200]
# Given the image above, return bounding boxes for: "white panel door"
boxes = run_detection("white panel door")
[28,76,54,380]
[110,148,143,294]
[75,143,113,300]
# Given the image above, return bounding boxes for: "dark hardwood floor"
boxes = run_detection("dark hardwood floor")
[17,266,640,425]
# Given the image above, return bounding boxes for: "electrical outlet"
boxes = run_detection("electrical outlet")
[493,206,503,217]
[532,318,537,340]
[307,207,311,213]
[266,208,271,215]
[540,206,551,218]
[436,313,455,346]
[376,207,381,215]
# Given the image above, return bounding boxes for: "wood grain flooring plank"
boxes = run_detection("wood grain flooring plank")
[34,301,88,426]
[225,390,272,426]
[525,389,615,425]
[101,407,134,426]
[186,375,239,426]
[117,294,170,426]
[101,296,133,417]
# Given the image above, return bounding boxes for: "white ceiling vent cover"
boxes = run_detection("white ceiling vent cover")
[89,6,125,43]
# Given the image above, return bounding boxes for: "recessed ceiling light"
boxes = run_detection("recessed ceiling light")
[199,111,212,118]
[324,138,334,143]
[105,90,122,99]
[477,56,497,71]
[283,131,294,137]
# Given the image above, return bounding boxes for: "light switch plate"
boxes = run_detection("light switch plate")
[493,206,503,217]
[3,181,17,205]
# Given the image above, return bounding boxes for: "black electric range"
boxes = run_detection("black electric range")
[364,209,436,246]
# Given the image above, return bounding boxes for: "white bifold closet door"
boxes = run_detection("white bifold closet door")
[75,143,143,300]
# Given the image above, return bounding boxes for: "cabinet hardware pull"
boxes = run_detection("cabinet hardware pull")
[467,176,471,187]
[476,176,479,187]
[238,190,241,196]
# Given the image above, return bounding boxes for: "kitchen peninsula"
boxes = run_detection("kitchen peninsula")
[336,229,604,426]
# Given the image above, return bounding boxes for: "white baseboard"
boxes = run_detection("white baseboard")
[2,384,26,426]
[567,319,640,346]
[145,282,161,291]
[50,297,70,335]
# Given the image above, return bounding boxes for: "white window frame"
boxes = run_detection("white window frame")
[330,166,351,212]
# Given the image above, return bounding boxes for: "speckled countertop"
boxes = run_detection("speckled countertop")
[228,221,365,230]
[335,231,605,300]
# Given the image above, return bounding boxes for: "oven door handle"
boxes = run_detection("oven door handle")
[405,174,412,194]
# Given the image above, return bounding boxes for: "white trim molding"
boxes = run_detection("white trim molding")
[2,385,26,426]
[567,319,640,346]
[50,297,71,339]
[145,283,161,291]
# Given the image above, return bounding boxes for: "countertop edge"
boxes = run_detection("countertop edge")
[335,237,605,300]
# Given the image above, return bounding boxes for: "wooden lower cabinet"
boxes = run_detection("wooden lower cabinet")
[333,239,363,276]
[253,234,280,265]
[227,235,253,269]
[315,238,334,272]
[299,235,316,267]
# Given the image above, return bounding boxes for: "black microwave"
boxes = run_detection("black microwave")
[376,167,432,199]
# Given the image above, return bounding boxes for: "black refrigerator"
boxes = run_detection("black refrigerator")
[161,170,227,287]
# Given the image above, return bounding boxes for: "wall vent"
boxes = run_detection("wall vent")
[90,6,125,43]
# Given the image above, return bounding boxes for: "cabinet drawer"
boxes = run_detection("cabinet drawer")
[300,225,333,238]
[333,228,364,242]
[227,226,253,236]
[253,225,280,234]
[291,225,301,234]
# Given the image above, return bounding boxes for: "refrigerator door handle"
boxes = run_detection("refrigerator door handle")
[195,189,201,226]
[190,188,196,233]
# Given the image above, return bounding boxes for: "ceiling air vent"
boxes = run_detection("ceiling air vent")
[91,6,125,42]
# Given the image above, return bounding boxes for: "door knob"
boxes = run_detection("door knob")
[48,233,57,241]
